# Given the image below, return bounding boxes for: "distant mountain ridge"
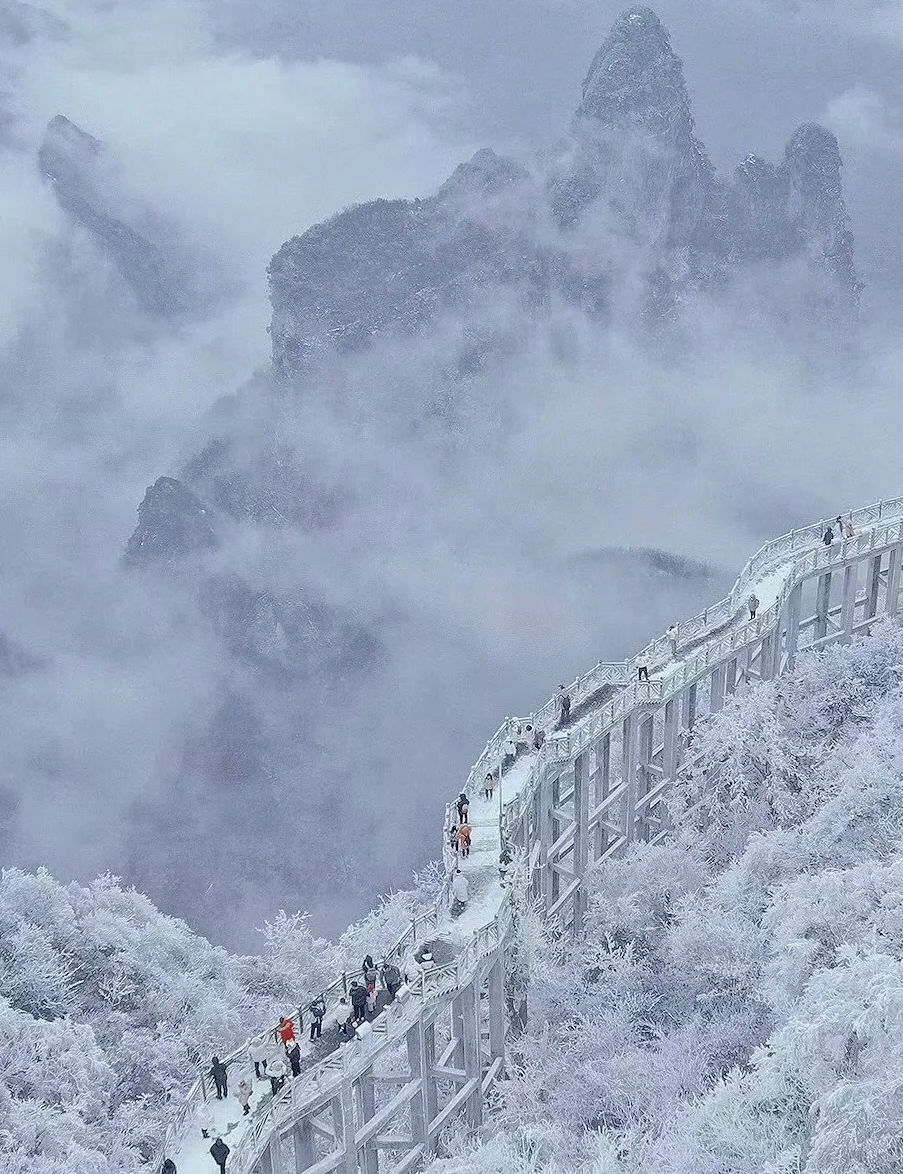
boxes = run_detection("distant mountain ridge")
[269,6,858,381]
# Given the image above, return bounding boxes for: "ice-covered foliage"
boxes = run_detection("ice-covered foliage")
[426,620,902,1174]
[0,864,437,1171]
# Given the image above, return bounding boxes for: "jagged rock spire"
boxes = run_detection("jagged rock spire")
[124,477,218,568]
[552,6,711,242]
[576,6,693,146]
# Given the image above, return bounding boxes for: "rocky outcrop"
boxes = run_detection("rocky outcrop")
[38,116,189,317]
[123,477,218,568]
[268,6,859,382]
[0,0,66,46]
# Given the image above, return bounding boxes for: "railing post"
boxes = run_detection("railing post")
[885,543,902,615]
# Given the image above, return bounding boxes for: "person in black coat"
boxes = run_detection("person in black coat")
[286,1039,302,1077]
[381,961,402,1002]
[161,1161,177,1174]
[210,1137,230,1173]
[823,526,834,545]
[209,1055,228,1099]
[309,996,326,1041]
[349,981,368,1023]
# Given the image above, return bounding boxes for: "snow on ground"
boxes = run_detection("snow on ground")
[442,754,536,946]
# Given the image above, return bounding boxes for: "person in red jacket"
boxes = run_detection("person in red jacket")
[277,1016,296,1046]
[457,823,472,858]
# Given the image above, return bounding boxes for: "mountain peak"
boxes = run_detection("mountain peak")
[575,6,691,141]
[124,477,218,569]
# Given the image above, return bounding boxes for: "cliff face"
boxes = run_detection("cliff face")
[37,115,209,317]
[268,6,859,382]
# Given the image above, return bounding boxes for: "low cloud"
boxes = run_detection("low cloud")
[824,86,901,156]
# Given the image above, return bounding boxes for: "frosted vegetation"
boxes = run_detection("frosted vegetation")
[425,620,902,1174]
[0,624,899,1173]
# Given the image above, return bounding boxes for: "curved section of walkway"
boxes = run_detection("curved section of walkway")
[163,496,903,1174]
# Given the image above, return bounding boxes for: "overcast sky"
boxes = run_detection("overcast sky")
[0,0,899,945]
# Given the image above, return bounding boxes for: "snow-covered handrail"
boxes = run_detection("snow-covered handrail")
[160,495,903,1173]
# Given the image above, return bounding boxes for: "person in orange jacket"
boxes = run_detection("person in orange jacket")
[457,823,472,858]
[277,1017,296,1046]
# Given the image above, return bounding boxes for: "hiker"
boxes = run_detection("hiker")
[286,1039,302,1077]
[532,726,545,751]
[161,1161,178,1174]
[835,516,843,535]
[363,960,379,1012]
[456,793,469,823]
[236,1079,252,1116]
[277,1017,296,1047]
[823,526,834,545]
[452,869,469,906]
[381,961,402,1002]
[308,996,326,1041]
[267,1055,287,1096]
[483,771,495,800]
[637,663,649,682]
[499,843,513,882]
[457,822,472,858]
[361,954,375,978]
[209,1055,228,1100]
[747,593,759,620]
[448,823,458,851]
[249,1038,268,1080]
[502,735,518,769]
[667,624,679,656]
[555,685,571,727]
[844,519,855,538]
[340,1014,357,1041]
[520,723,534,750]
[209,1137,230,1174]
[349,981,368,1024]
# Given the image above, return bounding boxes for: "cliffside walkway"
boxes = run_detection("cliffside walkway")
[163,497,903,1174]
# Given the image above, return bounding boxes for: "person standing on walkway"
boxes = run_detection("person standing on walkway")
[451,869,469,911]
[823,526,834,545]
[483,771,495,800]
[747,593,759,620]
[637,663,649,681]
[349,981,368,1024]
[286,1039,302,1077]
[381,961,402,1002]
[249,1038,268,1080]
[667,625,679,657]
[267,1055,287,1096]
[161,1161,178,1174]
[502,735,518,770]
[363,960,379,1012]
[308,997,326,1041]
[844,519,855,538]
[457,822,472,858]
[456,793,469,823]
[532,726,545,751]
[236,1079,252,1116]
[277,1017,296,1047]
[209,1137,230,1174]
[209,1055,228,1100]
[555,685,571,727]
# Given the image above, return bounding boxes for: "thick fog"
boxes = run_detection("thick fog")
[0,0,899,948]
